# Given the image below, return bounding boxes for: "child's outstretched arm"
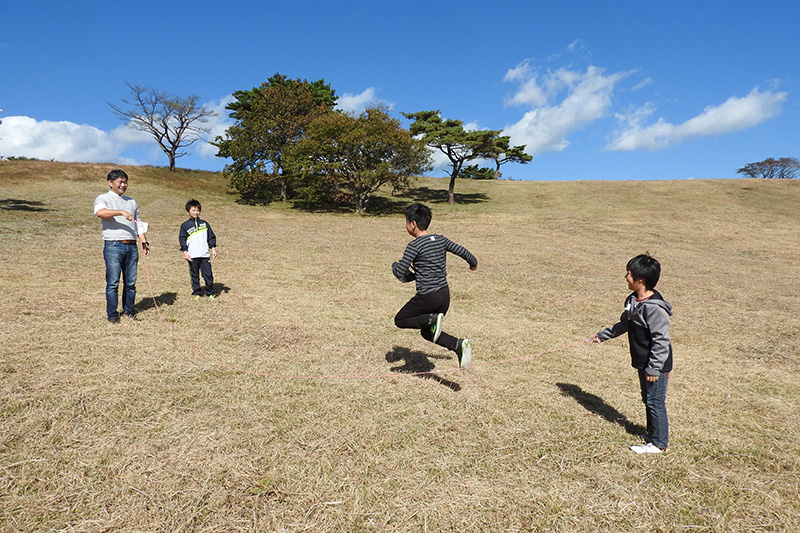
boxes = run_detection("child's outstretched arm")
[594,319,628,343]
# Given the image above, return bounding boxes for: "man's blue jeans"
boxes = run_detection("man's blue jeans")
[638,369,669,449]
[103,241,138,320]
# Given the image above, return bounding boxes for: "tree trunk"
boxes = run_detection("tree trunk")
[355,191,367,214]
[447,160,464,204]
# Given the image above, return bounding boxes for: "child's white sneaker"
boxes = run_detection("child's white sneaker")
[630,442,665,454]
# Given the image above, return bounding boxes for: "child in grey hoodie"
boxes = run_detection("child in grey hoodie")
[592,254,673,454]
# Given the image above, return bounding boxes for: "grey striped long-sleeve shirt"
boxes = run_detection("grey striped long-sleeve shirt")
[392,233,477,294]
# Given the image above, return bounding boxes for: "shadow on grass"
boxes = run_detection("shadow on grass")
[230,185,490,216]
[211,283,232,296]
[136,292,178,313]
[357,187,490,215]
[556,383,646,437]
[396,186,490,206]
[136,283,232,312]
[385,345,461,391]
[0,198,50,212]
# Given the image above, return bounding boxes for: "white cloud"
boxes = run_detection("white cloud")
[427,148,452,171]
[606,88,788,151]
[335,88,392,114]
[502,63,629,155]
[463,121,483,132]
[0,95,234,165]
[195,94,235,159]
[630,77,654,91]
[567,39,585,53]
[0,115,149,163]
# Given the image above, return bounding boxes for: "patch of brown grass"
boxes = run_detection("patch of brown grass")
[2,161,799,531]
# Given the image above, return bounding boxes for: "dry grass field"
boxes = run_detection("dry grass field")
[2,160,799,532]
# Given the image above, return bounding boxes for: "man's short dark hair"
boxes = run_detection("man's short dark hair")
[627,253,661,290]
[405,203,432,230]
[107,169,128,182]
[185,199,202,212]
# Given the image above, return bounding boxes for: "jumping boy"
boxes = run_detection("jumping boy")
[392,203,478,369]
[178,199,218,299]
[591,253,673,454]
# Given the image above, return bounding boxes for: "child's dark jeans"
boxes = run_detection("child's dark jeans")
[638,369,669,449]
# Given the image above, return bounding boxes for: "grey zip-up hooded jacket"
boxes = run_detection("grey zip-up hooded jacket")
[596,290,673,376]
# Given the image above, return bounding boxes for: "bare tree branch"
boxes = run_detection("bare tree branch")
[109,83,217,171]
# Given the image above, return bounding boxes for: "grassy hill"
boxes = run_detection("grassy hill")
[2,160,799,531]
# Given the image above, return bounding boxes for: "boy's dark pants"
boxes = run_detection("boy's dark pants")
[188,257,214,296]
[394,286,458,351]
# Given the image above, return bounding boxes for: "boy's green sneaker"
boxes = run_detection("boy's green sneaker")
[429,313,444,343]
[456,338,472,370]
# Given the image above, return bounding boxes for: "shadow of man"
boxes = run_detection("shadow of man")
[556,383,646,437]
[385,346,461,391]
[0,198,51,212]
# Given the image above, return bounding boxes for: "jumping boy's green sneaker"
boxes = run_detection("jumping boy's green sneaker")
[429,313,444,343]
[456,338,472,370]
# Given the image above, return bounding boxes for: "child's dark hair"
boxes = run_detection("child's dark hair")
[185,199,202,212]
[405,203,432,230]
[627,253,661,290]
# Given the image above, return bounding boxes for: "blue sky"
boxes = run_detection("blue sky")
[1,1,798,180]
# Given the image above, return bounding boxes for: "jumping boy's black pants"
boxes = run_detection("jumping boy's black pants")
[394,286,458,351]
[188,257,214,296]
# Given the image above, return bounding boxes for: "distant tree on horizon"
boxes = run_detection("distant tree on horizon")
[487,136,533,179]
[403,110,501,204]
[109,82,216,171]
[736,157,799,179]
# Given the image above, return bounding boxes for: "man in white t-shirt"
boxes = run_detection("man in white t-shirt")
[93,169,150,323]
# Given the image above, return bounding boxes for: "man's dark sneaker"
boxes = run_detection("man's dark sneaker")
[455,338,472,370]
[108,318,120,324]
